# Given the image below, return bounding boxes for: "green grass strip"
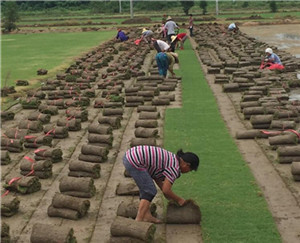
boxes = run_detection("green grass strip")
[164,40,281,243]
[1,31,115,87]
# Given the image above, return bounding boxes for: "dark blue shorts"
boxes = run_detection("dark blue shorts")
[123,155,157,202]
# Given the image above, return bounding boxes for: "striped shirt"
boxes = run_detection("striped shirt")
[125,146,181,184]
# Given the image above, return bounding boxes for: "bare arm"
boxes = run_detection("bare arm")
[161,179,185,205]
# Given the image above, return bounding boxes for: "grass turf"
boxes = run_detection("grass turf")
[163,40,281,242]
[1,31,115,87]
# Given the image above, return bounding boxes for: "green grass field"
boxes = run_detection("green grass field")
[164,40,281,242]
[1,30,115,87]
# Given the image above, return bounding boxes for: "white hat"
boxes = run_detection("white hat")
[166,16,172,21]
[171,35,177,43]
[265,48,273,54]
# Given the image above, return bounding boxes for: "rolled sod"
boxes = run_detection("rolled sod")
[152,98,170,106]
[1,151,11,165]
[102,108,124,117]
[135,120,158,128]
[98,116,121,129]
[270,120,296,130]
[4,176,41,194]
[81,144,109,157]
[1,111,15,121]
[138,112,160,120]
[88,124,113,134]
[59,176,96,198]
[65,108,88,122]
[44,125,69,139]
[137,106,157,113]
[34,147,63,163]
[277,145,300,156]
[20,170,52,179]
[117,200,156,219]
[38,104,59,115]
[52,193,90,217]
[291,162,300,181]
[235,130,270,139]
[88,134,113,146]
[20,159,52,171]
[116,182,139,196]
[134,127,158,138]
[30,223,77,243]
[57,118,82,131]
[1,195,20,217]
[110,216,156,242]
[166,199,201,224]
[78,154,107,163]
[20,97,41,109]
[28,111,51,124]
[1,137,23,153]
[47,205,79,220]
[269,134,298,146]
[69,160,100,178]
[130,138,156,147]
[1,222,10,243]
[24,135,53,148]
[3,128,28,140]
[18,120,43,132]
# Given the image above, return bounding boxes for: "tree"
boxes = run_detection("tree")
[199,1,208,15]
[180,0,194,16]
[242,1,249,8]
[269,1,277,12]
[2,1,19,32]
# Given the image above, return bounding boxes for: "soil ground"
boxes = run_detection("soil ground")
[1,24,300,243]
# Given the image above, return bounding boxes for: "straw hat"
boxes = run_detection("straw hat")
[171,35,177,43]
[166,16,172,21]
[142,28,147,33]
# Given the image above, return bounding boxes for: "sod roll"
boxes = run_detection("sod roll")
[166,199,201,224]
[110,216,156,242]
[1,195,20,217]
[30,223,77,243]
[59,176,96,198]
[52,193,90,217]
[117,200,156,219]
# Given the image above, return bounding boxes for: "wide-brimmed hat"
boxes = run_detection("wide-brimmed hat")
[142,28,147,33]
[166,16,172,21]
[171,35,177,43]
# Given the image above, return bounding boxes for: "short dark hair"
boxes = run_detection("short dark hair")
[177,149,199,171]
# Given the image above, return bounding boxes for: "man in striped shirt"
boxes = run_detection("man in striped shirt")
[123,145,199,223]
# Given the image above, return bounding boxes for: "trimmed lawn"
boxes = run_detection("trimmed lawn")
[164,40,281,242]
[1,31,115,87]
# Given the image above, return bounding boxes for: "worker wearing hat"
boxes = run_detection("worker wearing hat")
[261,47,284,70]
[141,28,154,44]
[164,16,179,44]
[264,48,282,65]
[170,33,188,51]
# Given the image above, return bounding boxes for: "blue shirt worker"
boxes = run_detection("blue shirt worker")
[228,23,239,33]
[265,48,282,64]
[116,29,129,42]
